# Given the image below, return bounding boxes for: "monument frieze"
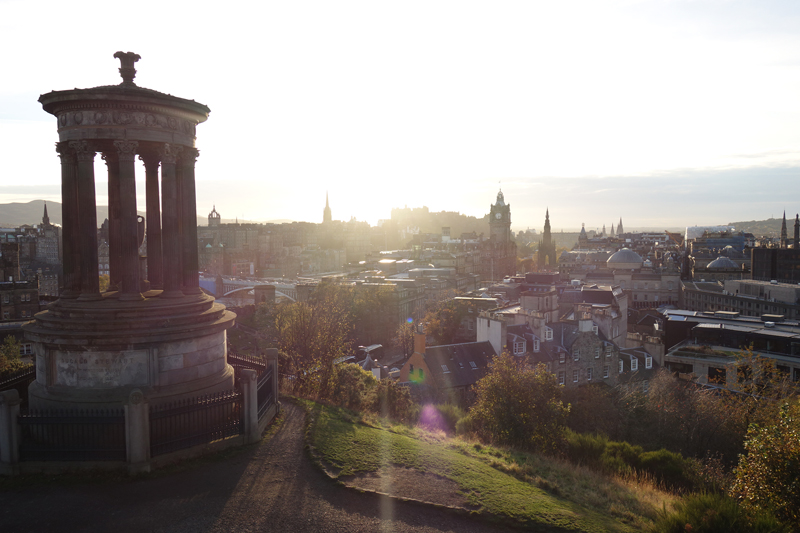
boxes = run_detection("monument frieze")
[53,349,150,388]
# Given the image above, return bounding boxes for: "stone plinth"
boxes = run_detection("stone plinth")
[24,292,235,410]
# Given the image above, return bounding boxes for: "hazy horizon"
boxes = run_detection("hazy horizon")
[2,1,800,230]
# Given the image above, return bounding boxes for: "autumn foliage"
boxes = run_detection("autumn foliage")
[465,353,569,452]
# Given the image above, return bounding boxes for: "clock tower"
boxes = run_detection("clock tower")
[489,189,511,243]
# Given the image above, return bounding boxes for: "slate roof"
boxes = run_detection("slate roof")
[424,341,496,390]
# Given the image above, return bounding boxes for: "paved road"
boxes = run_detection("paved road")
[0,404,511,533]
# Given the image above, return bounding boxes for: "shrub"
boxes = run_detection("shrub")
[327,363,377,410]
[563,430,609,466]
[651,492,791,533]
[364,378,417,422]
[468,353,569,452]
[418,403,465,433]
[731,402,800,525]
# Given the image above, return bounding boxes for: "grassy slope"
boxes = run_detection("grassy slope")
[303,401,673,532]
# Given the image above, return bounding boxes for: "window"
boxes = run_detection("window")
[592,325,598,334]
[587,368,593,380]
[631,358,638,371]
[606,345,612,357]
[572,369,579,382]
[642,380,649,393]
[545,327,553,341]
[594,347,600,358]
[619,360,624,373]
[645,356,652,369]
[533,339,540,352]
[2,312,9,320]
[559,351,565,364]
[514,341,525,354]
[441,365,450,373]
[573,348,580,361]
[558,371,565,385]
[603,365,609,378]
[410,364,414,373]
[21,343,33,355]
[633,294,638,301]
[469,361,477,369]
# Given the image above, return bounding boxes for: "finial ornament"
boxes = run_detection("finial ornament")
[114,51,141,86]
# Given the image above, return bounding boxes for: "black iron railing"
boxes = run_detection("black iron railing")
[18,408,126,461]
[149,390,243,457]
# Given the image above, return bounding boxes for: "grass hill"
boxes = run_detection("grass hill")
[302,399,675,532]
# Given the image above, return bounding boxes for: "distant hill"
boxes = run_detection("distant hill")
[727,218,786,238]
[0,200,293,229]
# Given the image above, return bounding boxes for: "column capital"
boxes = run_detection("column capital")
[55,142,75,162]
[138,151,160,170]
[68,140,97,162]
[157,143,182,165]
[181,147,199,165]
[101,151,119,167]
[114,140,139,162]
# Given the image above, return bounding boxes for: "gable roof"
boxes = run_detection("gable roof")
[424,341,496,389]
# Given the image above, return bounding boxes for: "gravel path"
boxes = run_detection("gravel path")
[0,404,511,533]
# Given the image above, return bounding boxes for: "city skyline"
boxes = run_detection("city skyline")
[2,1,800,230]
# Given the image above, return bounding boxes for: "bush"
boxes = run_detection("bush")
[327,363,377,410]
[651,492,791,533]
[563,430,609,466]
[364,378,417,423]
[731,402,800,525]
[468,353,569,452]
[0,336,27,377]
[564,430,700,491]
[418,403,465,433]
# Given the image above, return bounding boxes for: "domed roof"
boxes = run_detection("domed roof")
[707,256,738,269]
[607,248,643,266]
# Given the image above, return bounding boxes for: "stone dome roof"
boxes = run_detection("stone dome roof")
[707,256,738,269]
[607,248,643,268]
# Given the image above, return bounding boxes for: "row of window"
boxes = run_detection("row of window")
[1,293,34,304]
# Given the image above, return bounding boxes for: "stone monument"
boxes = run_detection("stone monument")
[24,52,236,409]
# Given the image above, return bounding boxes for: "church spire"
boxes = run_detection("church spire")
[42,202,50,226]
[781,211,788,248]
[323,191,332,224]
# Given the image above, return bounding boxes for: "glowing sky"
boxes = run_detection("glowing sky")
[1,0,799,232]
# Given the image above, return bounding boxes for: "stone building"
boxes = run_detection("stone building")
[481,190,517,281]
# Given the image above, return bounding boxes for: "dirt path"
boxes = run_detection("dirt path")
[0,404,511,533]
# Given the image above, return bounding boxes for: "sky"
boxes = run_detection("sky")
[1,0,800,233]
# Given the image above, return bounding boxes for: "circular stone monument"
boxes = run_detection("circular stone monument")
[24,52,236,409]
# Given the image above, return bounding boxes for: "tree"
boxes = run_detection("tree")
[467,352,569,452]
[274,282,353,397]
[0,335,26,376]
[352,285,397,347]
[392,321,415,357]
[424,299,467,346]
[731,401,800,525]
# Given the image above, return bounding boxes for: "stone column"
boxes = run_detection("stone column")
[240,369,259,444]
[56,142,80,298]
[114,140,143,300]
[140,151,163,290]
[180,148,201,294]
[102,151,122,291]
[159,143,183,298]
[70,140,101,300]
[0,389,21,476]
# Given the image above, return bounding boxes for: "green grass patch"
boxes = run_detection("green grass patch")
[303,399,675,532]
